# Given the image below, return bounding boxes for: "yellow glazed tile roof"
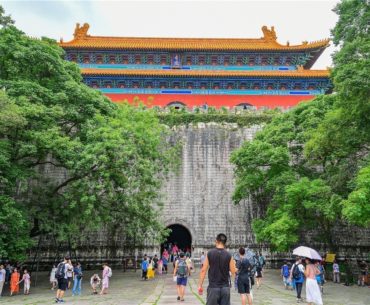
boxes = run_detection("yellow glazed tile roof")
[81,67,330,78]
[60,23,330,51]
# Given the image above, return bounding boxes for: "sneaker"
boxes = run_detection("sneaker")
[55,299,59,303]
[177,296,180,300]
[59,300,65,303]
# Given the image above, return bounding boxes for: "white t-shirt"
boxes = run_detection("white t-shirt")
[333,263,340,273]
[200,255,205,264]
[0,269,5,281]
[64,263,72,279]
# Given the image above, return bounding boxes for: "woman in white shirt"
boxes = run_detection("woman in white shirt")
[50,264,57,290]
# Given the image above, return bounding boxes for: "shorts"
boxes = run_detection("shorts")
[177,277,188,286]
[237,276,250,294]
[57,278,68,291]
[206,287,230,305]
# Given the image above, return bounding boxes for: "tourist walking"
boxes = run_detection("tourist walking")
[358,260,368,286]
[315,261,325,293]
[281,261,290,289]
[72,262,83,296]
[66,259,73,289]
[173,252,191,301]
[333,260,340,283]
[255,259,263,288]
[50,264,58,290]
[18,269,31,295]
[158,258,163,275]
[90,274,101,294]
[198,233,236,305]
[55,256,72,303]
[200,252,206,268]
[290,257,305,303]
[236,247,253,305]
[141,256,149,280]
[153,254,159,272]
[5,264,11,284]
[147,258,155,279]
[304,258,323,305]
[100,263,111,295]
[10,268,20,296]
[0,264,6,297]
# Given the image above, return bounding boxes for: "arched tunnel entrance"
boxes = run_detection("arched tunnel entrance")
[161,224,192,255]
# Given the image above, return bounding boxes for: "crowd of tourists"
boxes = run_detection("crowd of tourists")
[0,241,368,304]
[53,256,112,303]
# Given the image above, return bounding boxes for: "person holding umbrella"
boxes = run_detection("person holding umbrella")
[304,258,323,305]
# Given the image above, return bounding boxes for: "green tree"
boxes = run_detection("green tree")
[0,6,14,27]
[0,6,177,259]
[231,0,370,251]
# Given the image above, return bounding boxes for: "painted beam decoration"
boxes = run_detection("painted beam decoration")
[60,23,331,109]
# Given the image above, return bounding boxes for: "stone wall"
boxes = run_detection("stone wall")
[160,123,261,254]
[27,123,370,268]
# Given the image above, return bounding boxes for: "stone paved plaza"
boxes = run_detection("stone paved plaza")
[1,267,369,305]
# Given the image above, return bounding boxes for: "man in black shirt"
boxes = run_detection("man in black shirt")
[198,233,236,305]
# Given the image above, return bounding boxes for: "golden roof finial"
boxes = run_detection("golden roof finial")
[262,26,277,41]
[73,22,90,40]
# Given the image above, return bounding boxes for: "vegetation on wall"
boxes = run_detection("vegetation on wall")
[231,0,370,251]
[0,9,176,260]
[156,108,276,127]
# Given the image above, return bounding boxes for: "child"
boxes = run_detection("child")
[10,268,20,296]
[18,269,31,295]
[281,261,290,289]
[158,259,163,275]
[90,274,101,294]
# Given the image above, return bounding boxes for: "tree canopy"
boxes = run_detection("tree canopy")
[0,9,176,260]
[231,0,370,251]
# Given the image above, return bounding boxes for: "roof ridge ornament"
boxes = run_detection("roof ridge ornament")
[74,22,90,40]
[262,26,277,41]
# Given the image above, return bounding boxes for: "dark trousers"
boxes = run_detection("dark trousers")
[206,287,230,305]
[142,270,147,280]
[295,282,303,299]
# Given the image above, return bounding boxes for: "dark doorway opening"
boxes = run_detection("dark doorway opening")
[161,224,192,255]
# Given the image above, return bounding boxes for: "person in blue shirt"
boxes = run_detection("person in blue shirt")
[72,262,83,296]
[290,257,305,303]
[141,256,149,280]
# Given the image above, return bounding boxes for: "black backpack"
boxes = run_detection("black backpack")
[292,264,301,279]
[55,263,65,280]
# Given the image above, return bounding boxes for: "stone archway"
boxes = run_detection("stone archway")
[161,224,192,255]
[166,101,187,109]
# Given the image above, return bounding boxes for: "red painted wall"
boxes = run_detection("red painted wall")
[105,93,315,109]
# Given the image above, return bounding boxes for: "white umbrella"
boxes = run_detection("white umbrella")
[293,246,322,260]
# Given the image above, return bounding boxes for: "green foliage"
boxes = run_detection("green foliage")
[0,6,176,259]
[232,0,370,251]
[157,111,274,127]
[342,164,370,227]
[0,196,33,260]
[0,6,14,27]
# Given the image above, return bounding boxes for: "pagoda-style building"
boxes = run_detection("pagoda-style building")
[60,23,330,109]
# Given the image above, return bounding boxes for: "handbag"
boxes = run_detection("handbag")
[173,275,177,282]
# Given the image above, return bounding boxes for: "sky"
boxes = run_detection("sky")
[2,0,339,69]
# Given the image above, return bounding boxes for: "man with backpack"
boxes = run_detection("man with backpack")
[55,256,72,303]
[237,247,253,305]
[173,252,191,302]
[290,257,305,303]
